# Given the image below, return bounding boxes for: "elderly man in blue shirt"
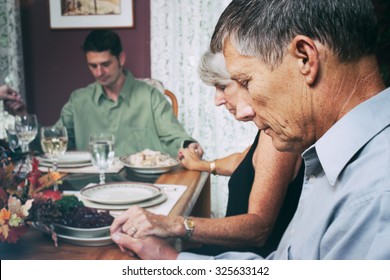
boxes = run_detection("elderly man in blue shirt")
[110,0,390,260]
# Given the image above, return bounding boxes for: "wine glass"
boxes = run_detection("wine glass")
[2,110,19,152]
[14,114,38,172]
[40,126,68,191]
[89,133,115,185]
[6,128,20,152]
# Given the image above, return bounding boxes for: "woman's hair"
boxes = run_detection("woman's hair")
[211,0,378,68]
[82,30,123,58]
[198,50,232,87]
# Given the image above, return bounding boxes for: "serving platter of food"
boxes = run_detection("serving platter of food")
[32,222,113,246]
[120,149,179,174]
[30,195,114,246]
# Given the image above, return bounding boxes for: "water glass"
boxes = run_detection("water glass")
[89,133,115,184]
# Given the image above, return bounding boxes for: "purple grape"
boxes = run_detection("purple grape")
[57,206,114,228]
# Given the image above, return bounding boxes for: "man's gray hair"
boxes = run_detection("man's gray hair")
[198,50,231,87]
[210,0,378,68]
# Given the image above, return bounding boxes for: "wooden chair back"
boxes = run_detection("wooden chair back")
[137,78,178,117]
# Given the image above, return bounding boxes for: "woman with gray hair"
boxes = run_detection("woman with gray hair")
[110,50,304,257]
[198,51,231,87]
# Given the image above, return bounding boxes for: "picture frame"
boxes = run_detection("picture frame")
[49,0,134,29]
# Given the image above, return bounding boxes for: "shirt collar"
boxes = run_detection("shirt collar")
[304,88,390,185]
[93,83,105,105]
[92,70,136,105]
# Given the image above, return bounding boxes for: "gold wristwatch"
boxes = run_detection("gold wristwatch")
[183,217,195,240]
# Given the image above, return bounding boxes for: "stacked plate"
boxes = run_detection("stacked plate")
[32,222,113,246]
[79,182,167,210]
[38,151,92,168]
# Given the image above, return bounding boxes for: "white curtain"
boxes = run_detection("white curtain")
[0,0,25,100]
[150,0,258,217]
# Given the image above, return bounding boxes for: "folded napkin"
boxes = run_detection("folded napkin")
[63,184,187,216]
[39,158,125,174]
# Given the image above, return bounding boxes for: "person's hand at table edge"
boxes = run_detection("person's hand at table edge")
[111,232,179,260]
[180,140,204,159]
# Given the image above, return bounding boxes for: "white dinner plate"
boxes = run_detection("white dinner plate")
[32,222,113,247]
[80,182,161,205]
[38,151,91,165]
[81,192,168,210]
[39,161,92,168]
[119,155,179,174]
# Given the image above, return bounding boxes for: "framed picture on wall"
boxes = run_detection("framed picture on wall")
[49,0,134,29]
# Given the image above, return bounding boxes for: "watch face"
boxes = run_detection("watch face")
[184,218,195,239]
[187,219,195,229]
[185,218,195,230]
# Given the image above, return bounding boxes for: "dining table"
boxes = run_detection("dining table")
[0,165,211,260]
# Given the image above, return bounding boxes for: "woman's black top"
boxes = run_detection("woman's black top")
[186,130,304,257]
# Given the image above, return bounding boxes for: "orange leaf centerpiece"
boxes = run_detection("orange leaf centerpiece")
[1,148,113,245]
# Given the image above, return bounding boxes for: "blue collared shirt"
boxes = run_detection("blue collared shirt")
[179,88,390,260]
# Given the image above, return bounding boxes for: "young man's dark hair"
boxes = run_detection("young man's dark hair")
[82,30,123,58]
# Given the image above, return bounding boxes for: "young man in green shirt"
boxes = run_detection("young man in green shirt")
[55,30,203,157]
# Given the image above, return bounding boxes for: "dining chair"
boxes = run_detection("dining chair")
[137,78,179,117]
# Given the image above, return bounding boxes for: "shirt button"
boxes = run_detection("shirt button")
[308,175,316,184]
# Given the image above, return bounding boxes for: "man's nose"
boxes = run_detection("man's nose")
[235,104,255,122]
[95,66,104,76]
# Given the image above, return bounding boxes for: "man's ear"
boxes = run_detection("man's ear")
[290,35,319,85]
[119,51,126,67]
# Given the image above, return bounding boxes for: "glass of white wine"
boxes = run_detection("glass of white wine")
[15,114,38,172]
[40,126,68,191]
[89,133,115,185]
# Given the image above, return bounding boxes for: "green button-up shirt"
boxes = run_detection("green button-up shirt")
[55,71,195,157]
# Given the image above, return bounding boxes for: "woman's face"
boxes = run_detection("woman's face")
[214,81,255,122]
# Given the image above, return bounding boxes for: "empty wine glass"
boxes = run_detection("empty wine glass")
[2,108,18,152]
[14,114,38,172]
[5,128,19,152]
[89,133,115,184]
[40,126,68,191]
